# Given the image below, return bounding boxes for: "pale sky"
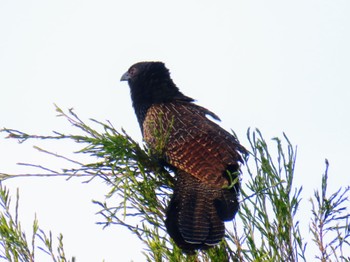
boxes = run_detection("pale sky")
[1,1,350,261]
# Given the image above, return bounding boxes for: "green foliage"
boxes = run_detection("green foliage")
[310,160,350,261]
[0,106,349,261]
[233,130,304,261]
[0,185,75,262]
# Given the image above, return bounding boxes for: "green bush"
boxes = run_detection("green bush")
[1,106,349,262]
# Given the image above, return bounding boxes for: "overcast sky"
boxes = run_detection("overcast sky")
[1,1,350,261]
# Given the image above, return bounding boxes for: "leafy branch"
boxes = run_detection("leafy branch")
[0,106,349,261]
[0,184,75,262]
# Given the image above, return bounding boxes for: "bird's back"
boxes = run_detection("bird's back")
[143,101,245,188]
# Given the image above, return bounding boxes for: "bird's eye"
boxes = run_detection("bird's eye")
[129,67,137,77]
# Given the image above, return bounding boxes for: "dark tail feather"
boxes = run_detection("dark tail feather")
[165,171,239,252]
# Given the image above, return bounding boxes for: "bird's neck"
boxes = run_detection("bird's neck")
[130,80,193,131]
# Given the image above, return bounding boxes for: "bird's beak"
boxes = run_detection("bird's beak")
[120,71,130,81]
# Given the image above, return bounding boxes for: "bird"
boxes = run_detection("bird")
[120,61,247,252]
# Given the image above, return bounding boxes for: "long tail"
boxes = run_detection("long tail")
[165,171,239,252]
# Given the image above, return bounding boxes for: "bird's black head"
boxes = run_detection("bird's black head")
[121,61,193,126]
[120,61,169,86]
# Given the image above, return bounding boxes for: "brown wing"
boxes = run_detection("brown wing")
[143,102,245,188]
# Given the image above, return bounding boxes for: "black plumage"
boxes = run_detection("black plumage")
[121,61,247,252]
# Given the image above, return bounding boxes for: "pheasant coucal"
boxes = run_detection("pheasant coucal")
[120,61,247,252]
